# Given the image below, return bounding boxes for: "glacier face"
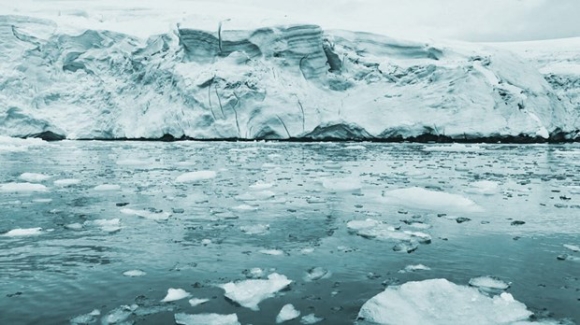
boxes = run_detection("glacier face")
[0,15,578,141]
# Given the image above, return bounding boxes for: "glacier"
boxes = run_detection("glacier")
[0,13,579,141]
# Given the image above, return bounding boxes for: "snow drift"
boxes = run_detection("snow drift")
[0,14,578,141]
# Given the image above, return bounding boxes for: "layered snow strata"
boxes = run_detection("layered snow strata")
[0,15,575,141]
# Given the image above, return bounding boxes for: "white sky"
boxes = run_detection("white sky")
[2,0,580,41]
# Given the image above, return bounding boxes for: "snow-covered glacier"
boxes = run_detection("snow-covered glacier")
[1,14,578,141]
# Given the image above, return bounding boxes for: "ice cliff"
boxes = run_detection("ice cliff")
[0,15,578,141]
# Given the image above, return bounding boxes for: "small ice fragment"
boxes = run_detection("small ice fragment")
[219,273,292,311]
[468,276,510,292]
[393,241,418,253]
[300,248,315,254]
[201,239,212,245]
[243,268,264,279]
[345,145,366,150]
[0,183,48,193]
[300,313,323,324]
[188,298,210,307]
[175,313,240,325]
[161,288,191,302]
[304,267,331,282]
[175,171,217,183]
[240,224,269,235]
[467,180,499,195]
[322,177,362,192]
[123,270,146,277]
[399,264,431,273]
[276,304,301,323]
[65,223,83,231]
[231,204,258,212]
[54,179,81,187]
[94,184,121,191]
[260,249,284,256]
[2,228,43,237]
[102,305,136,324]
[19,173,50,182]
[90,219,121,232]
[382,187,483,213]
[120,208,171,221]
[249,182,273,190]
[70,309,101,325]
[32,198,52,203]
[564,244,580,252]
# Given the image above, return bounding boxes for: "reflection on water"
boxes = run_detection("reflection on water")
[0,142,579,324]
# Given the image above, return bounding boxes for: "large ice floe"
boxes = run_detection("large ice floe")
[0,7,578,141]
[357,279,560,325]
[219,273,292,311]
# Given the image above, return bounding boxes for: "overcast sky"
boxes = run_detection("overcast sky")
[4,0,580,41]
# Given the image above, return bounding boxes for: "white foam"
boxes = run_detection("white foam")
[94,184,121,191]
[123,270,146,277]
[175,171,217,183]
[19,173,50,182]
[188,298,210,307]
[175,313,240,325]
[161,288,191,302]
[219,273,292,311]
[54,179,81,187]
[120,208,171,221]
[276,304,301,323]
[358,279,542,325]
[2,227,43,237]
[0,182,48,193]
[382,187,483,213]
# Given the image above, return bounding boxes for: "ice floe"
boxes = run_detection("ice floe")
[188,298,210,307]
[123,270,146,277]
[54,179,81,187]
[219,273,292,311]
[0,136,46,153]
[0,182,48,193]
[382,187,483,213]
[563,244,580,252]
[249,182,274,190]
[276,304,301,323]
[466,180,500,195]
[259,249,285,256]
[120,208,171,221]
[357,279,548,325]
[175,171,217,183]
[101,305,137,324]
[240,224,270,235]
[322,177,362,192]
[468,276,511,293]
[175,313,240,325]
[300,313,324,324]
[93,184,121,191]
[70,309,101,325]
[89,219,122,233]
[423,144,483,153]
[19,173,50,182]
[304,267,331,282]
[399,264,431,273]
[161,288,191,302]
[2,227,43,237]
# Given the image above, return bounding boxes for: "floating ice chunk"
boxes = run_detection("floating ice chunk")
[175,171,217,183]
[300,248,315,254]
[564,244,580,252]
[161,288,191,302]
[188,298,210,307]
[249,182,274,190]
[467,181,499,195]
[347,219,410,241]
[94,184,121,191]
[357,279,541,325]
[102,305,137,324]
[175,313,240,325]
[201,239,212,245]
[32,198,53,203]
[240,224,270,235]
[54,179,81,187]
[244,268,265,279]
[276,304,301,323]
[383,187,483,213]
[123,270,146,277]
[0,136,46,153]
[120,208,171,221]
[300,313,324,324]
[260,249,285,256]
[89,219,121,232]
[2,228,43,237]
[423,143,483,152]
[322,177,362,192]
[399,264,431,273]
[231,204,258,212]
[304,267,331,282]
[70,309,100,325]
[219,273,292,311]
[19,173,50,182]
[0,182,48,193]
[65,223,84,231]
[468,276,510,292]
[345,145,366,150]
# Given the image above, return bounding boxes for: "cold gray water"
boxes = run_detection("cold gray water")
[1,141,579,325]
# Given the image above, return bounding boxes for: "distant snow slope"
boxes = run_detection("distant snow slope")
[0,11,578,140]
